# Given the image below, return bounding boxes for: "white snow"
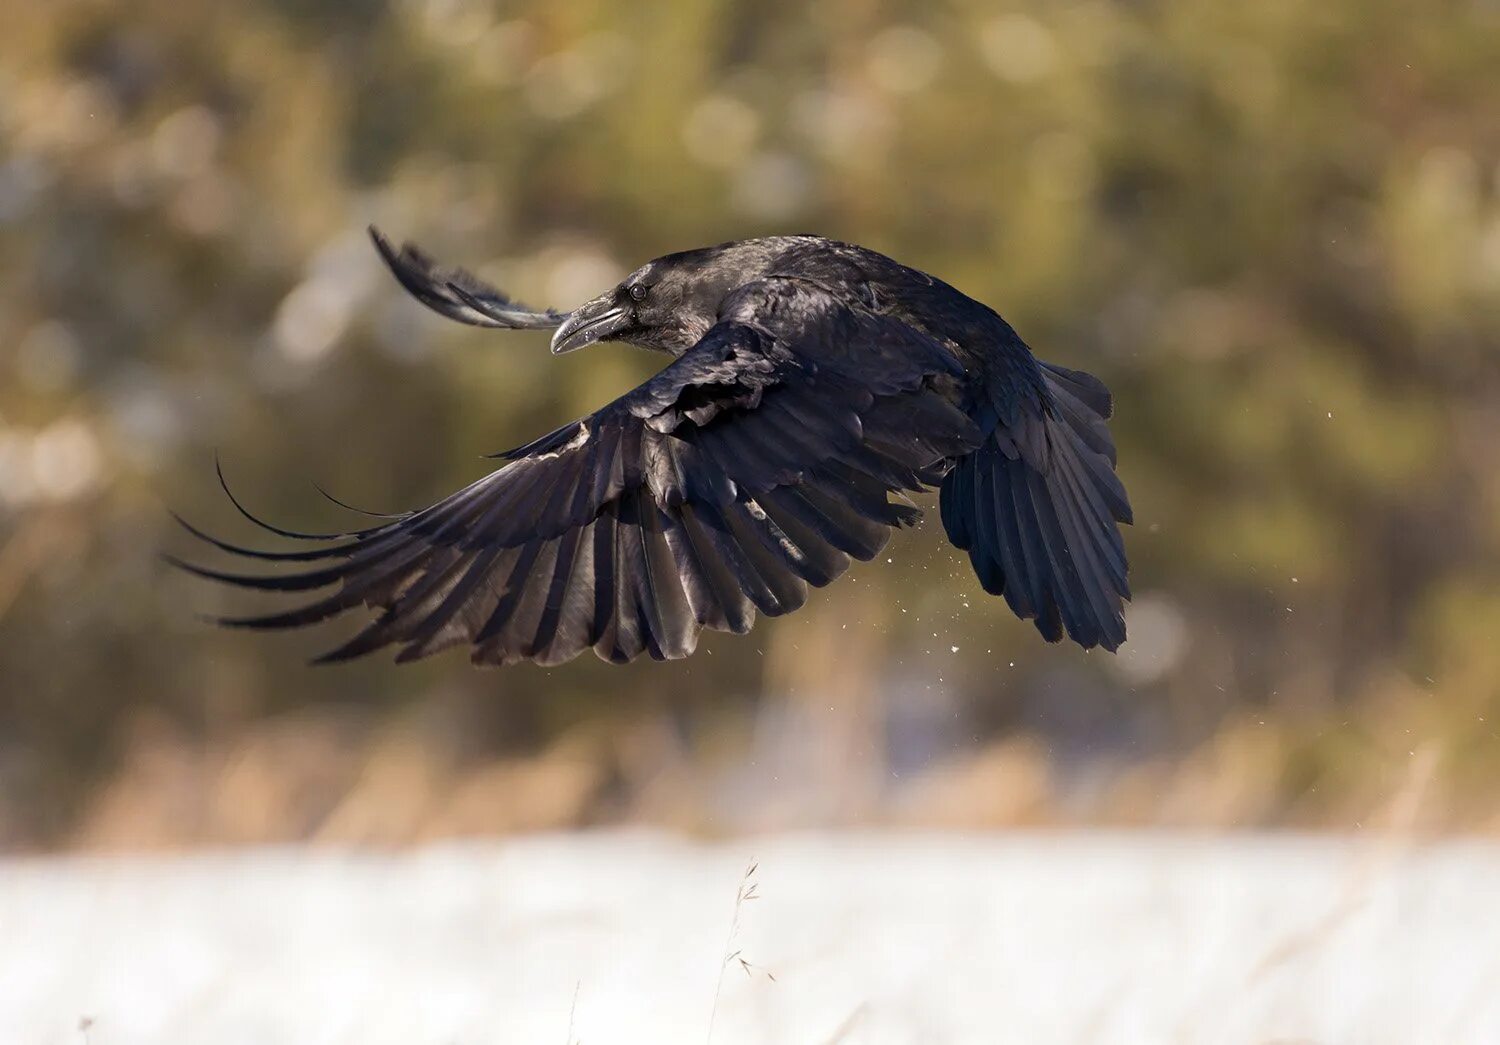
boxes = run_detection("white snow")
[3,831,1498,1044]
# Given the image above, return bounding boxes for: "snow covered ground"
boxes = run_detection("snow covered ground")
[3,831,1498,1044]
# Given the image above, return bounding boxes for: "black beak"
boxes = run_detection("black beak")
[550,293,634,355]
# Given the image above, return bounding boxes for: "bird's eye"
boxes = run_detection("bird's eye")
[628,283,648,302]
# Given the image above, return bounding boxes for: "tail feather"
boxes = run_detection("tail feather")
[942,363,1131,651]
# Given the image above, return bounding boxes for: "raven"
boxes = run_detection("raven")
[173,230,1132,666]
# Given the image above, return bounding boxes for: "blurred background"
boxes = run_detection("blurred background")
[2,0,1499,854]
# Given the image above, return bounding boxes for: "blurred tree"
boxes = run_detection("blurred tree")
[0,0,1497,847]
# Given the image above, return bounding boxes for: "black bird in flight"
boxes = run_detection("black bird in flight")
[174,230,1132,666]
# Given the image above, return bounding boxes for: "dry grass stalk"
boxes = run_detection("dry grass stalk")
[565,979,580,1045]
[707,860,774,1044]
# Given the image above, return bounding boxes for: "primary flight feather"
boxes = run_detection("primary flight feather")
[173,229,1132,666]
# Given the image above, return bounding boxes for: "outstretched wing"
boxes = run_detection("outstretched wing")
[173,279,981,666]
[368,226,565,330]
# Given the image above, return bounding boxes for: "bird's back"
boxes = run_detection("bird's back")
[764,238,1037,368]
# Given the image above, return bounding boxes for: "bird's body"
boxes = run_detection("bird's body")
[176,231,1132,666]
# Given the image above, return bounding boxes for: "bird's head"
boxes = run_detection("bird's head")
[549,240,788,356]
